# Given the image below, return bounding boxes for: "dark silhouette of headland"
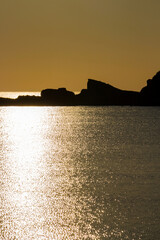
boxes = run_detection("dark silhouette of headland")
[0,71,160,106]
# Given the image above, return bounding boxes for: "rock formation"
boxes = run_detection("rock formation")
[0,71,159,106]
[140,71,160,105]
[76,79,139,105]
[41,88,75,105]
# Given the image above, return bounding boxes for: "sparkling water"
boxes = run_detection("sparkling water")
[0,106,160,239]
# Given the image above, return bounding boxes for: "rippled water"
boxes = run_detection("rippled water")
[0,106,160,240]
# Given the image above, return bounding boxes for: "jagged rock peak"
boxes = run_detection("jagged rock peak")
[87,79,107,90]
[87,78,122,92]
[152,71,160,81]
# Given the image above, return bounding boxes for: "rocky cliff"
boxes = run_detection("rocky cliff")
[140,71,160,105]
[75,79,140,105]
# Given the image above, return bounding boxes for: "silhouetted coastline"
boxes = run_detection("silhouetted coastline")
[0,71,160,106]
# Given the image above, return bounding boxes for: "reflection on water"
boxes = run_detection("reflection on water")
[0,108,49,239]
[0,107,160,239]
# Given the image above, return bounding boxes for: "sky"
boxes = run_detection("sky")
[0,0,160,92]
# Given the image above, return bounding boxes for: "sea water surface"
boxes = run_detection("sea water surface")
[0,106,160,240]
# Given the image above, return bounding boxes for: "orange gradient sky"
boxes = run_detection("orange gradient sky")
[0,0,160,92]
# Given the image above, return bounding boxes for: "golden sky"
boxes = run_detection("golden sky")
[0,0,160,92]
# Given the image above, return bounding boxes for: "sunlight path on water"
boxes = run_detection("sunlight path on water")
[0,107,57,239]
[0,106,160,239]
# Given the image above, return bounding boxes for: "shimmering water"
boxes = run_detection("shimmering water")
[0,106,160,240]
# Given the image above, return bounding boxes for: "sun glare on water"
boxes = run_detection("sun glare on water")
[0,107,57,239]
[4,107,46,162]
[1,107,159,239]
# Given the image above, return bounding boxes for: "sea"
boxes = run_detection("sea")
[0,92,160,240]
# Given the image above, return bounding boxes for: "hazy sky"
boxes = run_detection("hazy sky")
[0,0,160,91]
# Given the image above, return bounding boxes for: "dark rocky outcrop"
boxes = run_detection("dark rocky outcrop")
[0,96,42,106]
[0,97,15,106]
[41,88,75,105]
[76,79,140,105]
[140,71,160,106]
[0,71,160,106]
[15,96,42,105]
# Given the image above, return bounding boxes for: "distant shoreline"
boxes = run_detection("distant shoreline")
[0,71,159,106]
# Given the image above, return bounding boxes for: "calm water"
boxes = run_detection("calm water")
[0,106,160,240]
